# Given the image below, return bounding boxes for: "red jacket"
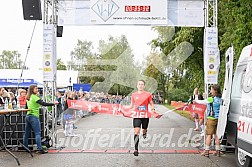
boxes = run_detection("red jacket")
[18,96,26,106]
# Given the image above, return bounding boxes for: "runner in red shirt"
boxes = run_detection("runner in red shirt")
[128,80,156,156]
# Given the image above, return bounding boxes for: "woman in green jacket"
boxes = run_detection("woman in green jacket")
[23,84,58,154]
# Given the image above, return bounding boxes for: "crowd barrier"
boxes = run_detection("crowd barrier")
[0,110,44,150]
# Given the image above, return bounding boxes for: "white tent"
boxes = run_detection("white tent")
[0,69,78,88]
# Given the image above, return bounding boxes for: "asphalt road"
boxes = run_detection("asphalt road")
[0,105,237,167]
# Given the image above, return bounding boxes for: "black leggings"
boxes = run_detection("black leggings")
[133,118,149,129]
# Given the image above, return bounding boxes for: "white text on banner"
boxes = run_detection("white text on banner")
[43,24,56,82]
[204,27,220,84]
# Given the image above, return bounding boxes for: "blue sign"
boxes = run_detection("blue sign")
[0,78,41,87]
[73,84,92,92]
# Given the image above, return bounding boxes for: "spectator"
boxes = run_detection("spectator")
[188,96,193,104]
[23,84,58,154]
[18,89,27,108]
[64,91,74,111]
[194,84,222,157]
[0,87,5,107]
[56,91,63,125]
[9,92,17,107]
[192,88,203,131]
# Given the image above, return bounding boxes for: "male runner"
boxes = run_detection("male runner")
[128,80,156,156]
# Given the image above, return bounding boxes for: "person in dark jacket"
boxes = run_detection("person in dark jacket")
[0,87,5,107]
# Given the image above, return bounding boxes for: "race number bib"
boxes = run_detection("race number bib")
[138,105,147,111]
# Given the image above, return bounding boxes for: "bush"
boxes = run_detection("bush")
[166,88,190,103]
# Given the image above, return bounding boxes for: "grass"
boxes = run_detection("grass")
[163,104,194,122]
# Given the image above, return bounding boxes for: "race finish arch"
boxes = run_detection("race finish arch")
[57,0,204,27]
[43,0,219,147]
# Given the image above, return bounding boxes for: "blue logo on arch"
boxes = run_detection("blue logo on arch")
[92,0,120,22]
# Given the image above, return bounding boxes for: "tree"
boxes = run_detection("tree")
[57,58,67,70]
[67,40,94,71]
[217,0,252,87]
[68,36,140,95]
[0,50,28,69]
[94,35,139,95]
[149,0,252,100]
[143,51,169,99]
[149,26,201,99]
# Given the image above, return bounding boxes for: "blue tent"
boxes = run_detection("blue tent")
[73,83,92,92]
[0,78,42,88]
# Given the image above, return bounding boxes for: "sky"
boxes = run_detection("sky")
[0,1,158,70]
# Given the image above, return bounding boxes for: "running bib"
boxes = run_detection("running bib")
[138,105,147,111]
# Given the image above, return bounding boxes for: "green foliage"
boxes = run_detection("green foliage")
[148,1,252,99]
[67,40,94,71]
[68,35,140,95]
[167,88,190,103]
[218,0,252,87]
[97,35,140,95]
[57,58,67,70]
[163,104,194,121]
[0,50,27,69]
[108,83,134,96]
[148,27,204,100]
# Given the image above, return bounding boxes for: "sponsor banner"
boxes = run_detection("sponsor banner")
[67,100,99,111]
[176,104,207,117]
[67,100,161,118]
[43,24,56,81]
[90,0,167,25]
[0,78,35,84]
[58,0,205,27]
[204,27,220,84]
[58,0,167,25]
[167,0,204,27]
[96,103,120,115]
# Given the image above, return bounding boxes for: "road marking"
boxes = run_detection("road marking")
[48,149,203,154]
